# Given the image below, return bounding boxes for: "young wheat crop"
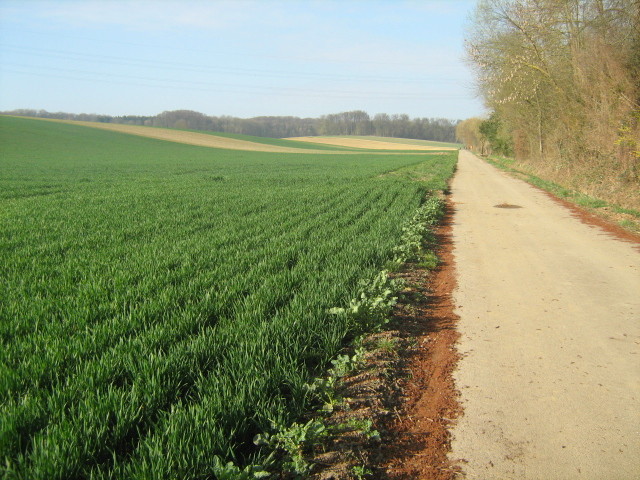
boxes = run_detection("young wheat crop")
[0,116,457,479]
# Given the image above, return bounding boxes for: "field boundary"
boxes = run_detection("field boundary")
[482,153,640,237]
[305,196,460,480]
[11,117,335,153]
[286,136,459,151]
[6,116,455,155]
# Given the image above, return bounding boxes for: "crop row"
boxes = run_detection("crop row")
[0,116,457,479]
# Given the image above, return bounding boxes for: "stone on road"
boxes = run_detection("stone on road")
[449,150,640,479]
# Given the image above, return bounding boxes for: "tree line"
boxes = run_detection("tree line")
[458,0,639,209]
[3,108,459,143]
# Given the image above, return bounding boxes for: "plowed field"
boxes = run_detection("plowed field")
[35,119,332,153]
[287,136,458,150]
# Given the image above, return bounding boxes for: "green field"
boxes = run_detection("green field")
[0,116,457,479]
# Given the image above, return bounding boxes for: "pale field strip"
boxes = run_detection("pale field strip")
[344,135,461,148]
[21,117,449,154]
[287,136,458,151]
[37,119,331,153]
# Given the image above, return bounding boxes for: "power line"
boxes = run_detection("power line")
[8,28,448,69]
[1,67,469,101]
[0,43,462,85]
[1,62,466,97]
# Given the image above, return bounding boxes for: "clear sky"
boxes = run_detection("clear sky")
[0,0,484,120]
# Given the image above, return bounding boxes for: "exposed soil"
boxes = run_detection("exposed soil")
[31,117,457,155]
[286,136,457,151]
[309,198,461,480]
[373,199,461,480]
[535,188,640,250]
[449,150,640,479]
[309,154,639,480]
[307,329,405,480]
[489,157,640,238]
[41,119,330,153]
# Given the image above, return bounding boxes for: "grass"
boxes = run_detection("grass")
[374,337,399,355]
[0,116,457,479]
[417,251,440,270]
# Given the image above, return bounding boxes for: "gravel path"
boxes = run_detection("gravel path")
[449,150,640,479]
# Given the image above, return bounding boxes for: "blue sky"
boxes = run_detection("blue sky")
[0,0,484,120]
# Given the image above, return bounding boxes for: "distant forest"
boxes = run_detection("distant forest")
[3,109,460,142]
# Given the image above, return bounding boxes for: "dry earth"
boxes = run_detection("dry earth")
[309,200,461,480]
[346,136,461,148]
[449,150,640,479]
[38,119,455,154]
[36,119,333,153]
[374,200,461,480]
[286,136,457,151]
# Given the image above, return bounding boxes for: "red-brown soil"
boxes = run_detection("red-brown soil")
[308,198,461,480]
[536,189,640,250]
[372,198,461,480]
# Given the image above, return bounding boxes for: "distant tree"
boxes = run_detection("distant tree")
[479,112,513,156]
[372,113,391,136]
[2,108,459,142]
[456,117,486,152]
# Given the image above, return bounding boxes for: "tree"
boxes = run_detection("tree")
[479,112,513,156]
[466,0,639,207]
[456,117,486,153]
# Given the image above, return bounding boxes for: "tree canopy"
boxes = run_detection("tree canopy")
[462,0,639,207]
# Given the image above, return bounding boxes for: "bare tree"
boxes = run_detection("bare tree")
[466,0,639,207]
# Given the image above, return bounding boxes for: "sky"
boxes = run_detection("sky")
[0,0,484,120]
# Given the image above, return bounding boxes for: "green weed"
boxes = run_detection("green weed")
[375,337,398,354]
[352,465,373,479]
[417,251,439,270]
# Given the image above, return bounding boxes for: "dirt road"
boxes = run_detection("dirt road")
[449,150,640,479]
